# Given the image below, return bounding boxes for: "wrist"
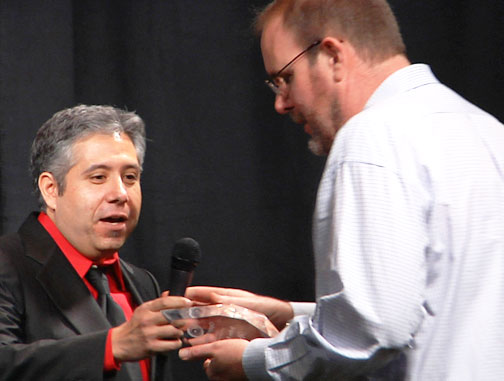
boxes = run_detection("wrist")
[105,329,121,371]
[110,326,129,362]
[270,300,294,330]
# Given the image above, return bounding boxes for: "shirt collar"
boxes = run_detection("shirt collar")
[37,212,121,280]
[365,64,440,109]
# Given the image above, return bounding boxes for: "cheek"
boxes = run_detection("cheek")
[129,187,142,210]
[307,69,331,102]
[60,186,92,211]
[77,189,104,212]
[291,90,317,117]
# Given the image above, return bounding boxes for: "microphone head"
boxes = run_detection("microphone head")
[171,237,201,271]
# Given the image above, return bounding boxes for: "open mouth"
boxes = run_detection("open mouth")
[101,216,127,223]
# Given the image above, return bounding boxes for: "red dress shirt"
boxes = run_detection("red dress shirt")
[38,212,150,380]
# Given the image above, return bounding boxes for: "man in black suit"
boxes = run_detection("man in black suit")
[0,105,191,380]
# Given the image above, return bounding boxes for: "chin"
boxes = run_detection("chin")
[98,237,127,252]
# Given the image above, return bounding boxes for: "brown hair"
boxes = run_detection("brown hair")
[254,0,406,63]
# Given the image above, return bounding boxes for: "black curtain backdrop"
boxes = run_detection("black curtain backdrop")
[0,1,502,380]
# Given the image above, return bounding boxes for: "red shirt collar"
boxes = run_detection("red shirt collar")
[38,212,123,286]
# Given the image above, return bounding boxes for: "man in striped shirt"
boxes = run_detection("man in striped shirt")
[180,0,504,380]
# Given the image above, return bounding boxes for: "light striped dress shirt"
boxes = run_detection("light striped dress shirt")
[243,64,504,380]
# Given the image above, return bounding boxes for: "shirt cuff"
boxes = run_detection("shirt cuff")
[290,302,316,317]
[243,338,275,380]
[104,329,121,372]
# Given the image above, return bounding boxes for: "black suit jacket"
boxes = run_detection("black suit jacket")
[0,213,172,381]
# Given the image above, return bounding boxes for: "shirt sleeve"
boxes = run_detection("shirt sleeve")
[243,161,430,380]
[104,329,121,371]
[289,302,316,317]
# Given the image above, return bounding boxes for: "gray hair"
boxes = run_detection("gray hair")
[30,104,146,210]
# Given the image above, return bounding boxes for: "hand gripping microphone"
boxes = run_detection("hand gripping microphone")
[168,237,201,296]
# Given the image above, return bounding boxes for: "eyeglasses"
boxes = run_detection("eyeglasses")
[265,40,321,95]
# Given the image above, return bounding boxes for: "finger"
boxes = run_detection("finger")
[126,326,186,355]
[145,295,192,312]
[209,293,252,305]
[186,287,251,301]
[149,337,184,353]
[152,323,186,339]
[203,358,212,371]
[185,287,219,303]
[142,309,187,327]
[191,290,251,306]
[179,342,215,361]
[171,319,186,329]
[186,332,218,346]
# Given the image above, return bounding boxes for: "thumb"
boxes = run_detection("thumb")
[179,343,214,361]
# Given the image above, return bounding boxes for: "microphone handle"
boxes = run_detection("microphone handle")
[169,269,194,296]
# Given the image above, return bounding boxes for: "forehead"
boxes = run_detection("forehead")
[260,16,303,74]
[71,133,138,164]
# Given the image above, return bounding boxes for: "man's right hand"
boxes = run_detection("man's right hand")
[111,295,192,361]
[185,286,293,330]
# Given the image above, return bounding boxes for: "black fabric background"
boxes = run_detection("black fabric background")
[0,1,502,379]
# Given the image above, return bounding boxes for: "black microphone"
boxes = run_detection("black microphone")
[169,237,201,296]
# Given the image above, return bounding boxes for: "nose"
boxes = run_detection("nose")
[274,92,294,115]
[106,176,128,204]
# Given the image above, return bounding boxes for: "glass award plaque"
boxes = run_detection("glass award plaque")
[162,304,279,341]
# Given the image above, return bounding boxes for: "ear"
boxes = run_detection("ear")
[38,172,59,211]
[319,37,345,82]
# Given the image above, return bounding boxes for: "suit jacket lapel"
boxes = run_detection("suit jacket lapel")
[20,213,110,334]
[37,248,111,333]
[120,260,146,307]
